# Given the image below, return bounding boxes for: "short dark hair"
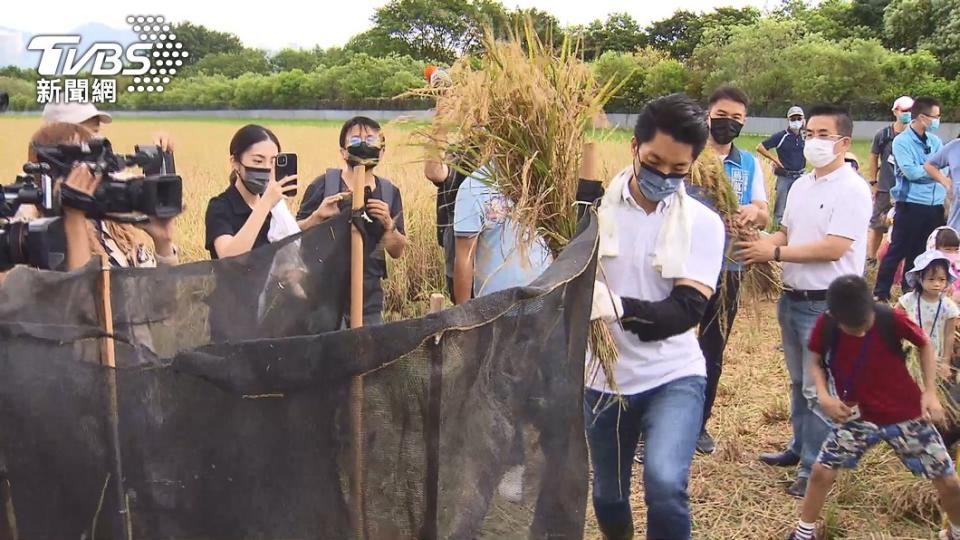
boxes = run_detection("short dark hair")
[708,85,750,108]
[340,116,382,148]
[935,228,960,250]
[827,275,874,328]
[913,96,941,117]
[807,104,853,138]
[633,93,709,160]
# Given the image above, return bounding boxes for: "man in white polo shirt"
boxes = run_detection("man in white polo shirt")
[738,104,872,498]
[587,93,725,540]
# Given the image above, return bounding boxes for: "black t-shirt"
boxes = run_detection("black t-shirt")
[298,170,404,317]
[435,160,470,246]
[204,184,272,260]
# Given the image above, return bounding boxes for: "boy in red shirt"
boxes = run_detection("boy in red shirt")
[788,275,960,540]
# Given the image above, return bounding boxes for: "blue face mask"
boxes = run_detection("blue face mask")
[633,158,685,202]
[929,117,941,133]
[898,111,912,124]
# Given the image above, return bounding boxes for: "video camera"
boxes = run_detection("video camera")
[0,139,182,271]
[20,138,183,219]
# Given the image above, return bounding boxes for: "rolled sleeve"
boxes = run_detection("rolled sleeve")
[453,176,484,237]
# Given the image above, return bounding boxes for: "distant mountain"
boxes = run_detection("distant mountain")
[0,23,137,69]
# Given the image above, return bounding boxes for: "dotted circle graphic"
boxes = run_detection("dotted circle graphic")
[125,14,186,94]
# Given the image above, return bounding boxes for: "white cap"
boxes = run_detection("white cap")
[787,106,804,118]
[905,249,959,288]
[42,102,112,126]
[892,96,914,111]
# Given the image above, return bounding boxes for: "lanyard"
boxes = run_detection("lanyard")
[917,296,944,338]
[839,331,873,402]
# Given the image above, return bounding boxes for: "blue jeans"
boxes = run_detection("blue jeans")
[584,376,705,540]
[778,295,832,479]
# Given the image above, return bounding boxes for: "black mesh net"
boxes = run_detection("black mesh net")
[0,211,597,540]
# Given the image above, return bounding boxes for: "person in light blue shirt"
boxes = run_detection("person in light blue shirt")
[875,96,947,301]
[925,138,960,232]
[452,170,552,304]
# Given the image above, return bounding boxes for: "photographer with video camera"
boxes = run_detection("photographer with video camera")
[1,122,182,274]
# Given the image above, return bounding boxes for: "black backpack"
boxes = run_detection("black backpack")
[820,304,905,370]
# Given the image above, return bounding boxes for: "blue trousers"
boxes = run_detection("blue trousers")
[585,376,706,540]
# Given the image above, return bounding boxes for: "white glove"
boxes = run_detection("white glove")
[591,281,623,323]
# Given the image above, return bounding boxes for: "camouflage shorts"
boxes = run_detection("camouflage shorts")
[818,418,955,479]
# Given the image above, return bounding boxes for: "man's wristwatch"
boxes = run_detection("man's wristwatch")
[774,246,782,262]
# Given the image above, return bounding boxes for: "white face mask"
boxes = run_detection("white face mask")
[789,120,803,131]
[804,138,841,168]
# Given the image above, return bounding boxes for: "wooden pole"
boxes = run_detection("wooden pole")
[96,255,130,540]
[349,164,366,540]
[421,294,445,540]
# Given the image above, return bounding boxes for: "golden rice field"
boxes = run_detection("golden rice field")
[0,116,942,539]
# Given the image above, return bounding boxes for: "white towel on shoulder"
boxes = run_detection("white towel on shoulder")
[597,165,693,279]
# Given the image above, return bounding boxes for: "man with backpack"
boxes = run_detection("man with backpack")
[866,96,914,265]
[298,116,407,326]
[785,275,960,540]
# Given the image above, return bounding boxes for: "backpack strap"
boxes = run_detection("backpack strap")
[376,176,398,209]
[874,304,906,360]
[821,313,839,370]
[324,168,343,198]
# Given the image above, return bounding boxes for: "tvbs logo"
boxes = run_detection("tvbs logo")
[29,36,152,76]
[28,16,187,81]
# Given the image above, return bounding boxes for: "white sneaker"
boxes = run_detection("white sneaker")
[497,465,524,503]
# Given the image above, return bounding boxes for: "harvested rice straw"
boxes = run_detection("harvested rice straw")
[686,147,782,334]
[905,347,960,425]
[404,19,628,392]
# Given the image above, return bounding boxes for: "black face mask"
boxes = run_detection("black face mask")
[239,165,271,195]
[709,117,744,145]
[345,142,382,170]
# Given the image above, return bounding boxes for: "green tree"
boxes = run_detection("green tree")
[643,59,690,97]
[578,12,646,61]
[355,0,507,63]
[884,0,960,77]
[169,22,244,66]
[592,48,670,108]
[645,7,760,60]
[186,49,271,78]
[271,47,324,72]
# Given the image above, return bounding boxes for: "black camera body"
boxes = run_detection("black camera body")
[27,138,182,219]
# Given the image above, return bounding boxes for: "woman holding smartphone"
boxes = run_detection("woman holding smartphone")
[204,124,341,259]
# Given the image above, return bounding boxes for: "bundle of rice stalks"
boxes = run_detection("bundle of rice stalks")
[686,146,782,332]
[405,19,626,391]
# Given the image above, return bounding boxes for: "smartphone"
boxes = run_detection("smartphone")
[275,153,298,196]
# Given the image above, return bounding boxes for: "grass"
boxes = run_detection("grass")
[0,115,938,539]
